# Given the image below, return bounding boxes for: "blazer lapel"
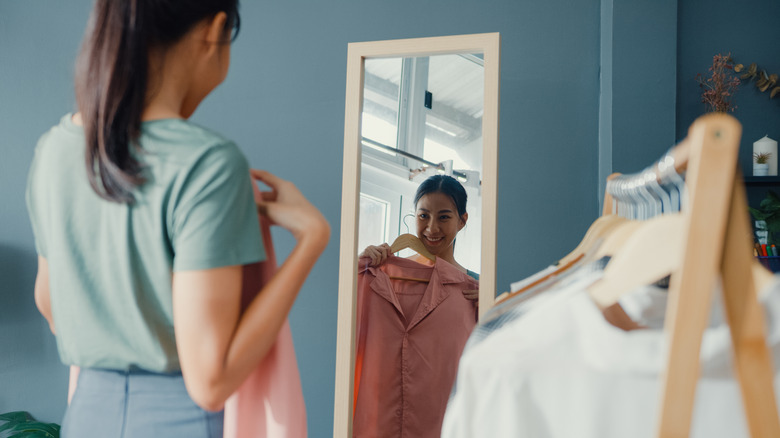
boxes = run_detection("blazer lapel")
[406,260,466,330]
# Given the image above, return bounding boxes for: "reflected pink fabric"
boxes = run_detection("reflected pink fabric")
[69,216,307,438]
[353,256,478,438]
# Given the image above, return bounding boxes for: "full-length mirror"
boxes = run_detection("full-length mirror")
[334,33,500,437]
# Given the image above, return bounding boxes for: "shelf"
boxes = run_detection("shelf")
[757,255,780,273]
[744,176,780,185]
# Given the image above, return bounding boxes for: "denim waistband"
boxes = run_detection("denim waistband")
[76,368,189,395]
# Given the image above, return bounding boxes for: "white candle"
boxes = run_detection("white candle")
[754,136,778,176]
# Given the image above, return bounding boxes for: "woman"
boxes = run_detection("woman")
[361,174,479,282]
[25,1,329,436]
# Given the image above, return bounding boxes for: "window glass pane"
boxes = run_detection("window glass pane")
[362,58,403,152]
[422,54,484,172]
[358,194,389,255]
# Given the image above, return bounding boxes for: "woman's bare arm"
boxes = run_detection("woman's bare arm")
[34,256,55,334]
[173,170,330,411]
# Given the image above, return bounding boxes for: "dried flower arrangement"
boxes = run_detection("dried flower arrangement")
[754,152,772,164]
[696,53,741,113]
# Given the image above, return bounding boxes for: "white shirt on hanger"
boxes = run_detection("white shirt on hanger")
[442,271,780,438]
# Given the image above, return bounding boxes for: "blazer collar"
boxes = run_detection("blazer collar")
[359,256,477,330]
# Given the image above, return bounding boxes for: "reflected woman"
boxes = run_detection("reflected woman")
[355,174,478,438]
[361,174,479,283]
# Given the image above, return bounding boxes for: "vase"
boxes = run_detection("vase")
[754,136,778,176]
[754,163,770,176]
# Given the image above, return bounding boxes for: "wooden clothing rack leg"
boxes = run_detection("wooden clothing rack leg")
[656,114,780,437]
[721,176,780,437]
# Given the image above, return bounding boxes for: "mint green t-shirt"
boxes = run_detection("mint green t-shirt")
[25,114,265,372]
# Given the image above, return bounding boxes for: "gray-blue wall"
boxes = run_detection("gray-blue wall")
[599,0,678,209]
[677,0,780,178]
[0,0,687,435]
[0,0,94,426]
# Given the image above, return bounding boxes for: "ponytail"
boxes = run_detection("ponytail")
[76,0,241,203]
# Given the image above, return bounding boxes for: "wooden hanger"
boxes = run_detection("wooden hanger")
[556,173,627,267]
[390,234,435,263]
[591,218,644,259]
[494,175,628,305]
[588,214,684,308]
[495,253,584,304]
[556,215,626,267]
[387,234,435,283]
[496,216,632,305]
[589,212,773,309]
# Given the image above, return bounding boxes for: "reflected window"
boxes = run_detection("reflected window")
[361,54,483,173]
[362,58,403,162]
[423,54,483,172]
[358,194,389,256]
[359,53,484,273]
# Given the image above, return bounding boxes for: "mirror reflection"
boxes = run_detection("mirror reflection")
[353,53,484,437]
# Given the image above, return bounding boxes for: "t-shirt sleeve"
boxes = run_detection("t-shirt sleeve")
[171,142,265,271]
[26,139,48,257]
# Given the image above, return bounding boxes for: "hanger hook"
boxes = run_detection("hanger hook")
[402,213,415,234]
[658,149,687,212]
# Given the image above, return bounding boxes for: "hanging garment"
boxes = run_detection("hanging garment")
[464,257,607,352]
[354,256,479,438]
[68,217,307,438]
[442,267,780,438]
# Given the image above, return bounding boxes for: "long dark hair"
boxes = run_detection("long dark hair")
[414,175,468,218]
[76,0,240,203]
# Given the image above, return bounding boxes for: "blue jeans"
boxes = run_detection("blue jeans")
[62,368,224,438]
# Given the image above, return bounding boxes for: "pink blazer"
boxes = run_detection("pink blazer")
[68,216,307,438]
[353,256,478,438]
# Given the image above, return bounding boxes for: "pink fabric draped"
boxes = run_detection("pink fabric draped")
[68,216,307,438]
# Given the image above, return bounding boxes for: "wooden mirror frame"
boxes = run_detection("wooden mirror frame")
[333,33,500,437]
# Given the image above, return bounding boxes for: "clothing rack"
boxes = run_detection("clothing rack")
[361,137,469,180]
[609,114,779,437]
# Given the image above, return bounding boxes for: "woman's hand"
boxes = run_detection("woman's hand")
[359,243,392,267]
[250,169,330,248]
[462,289,479,302]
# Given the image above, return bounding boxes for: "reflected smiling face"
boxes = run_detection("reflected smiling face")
[415,192,467,261]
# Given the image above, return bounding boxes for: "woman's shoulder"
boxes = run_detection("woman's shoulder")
[32,114,86,162]
[36,114,243,163]
[141,119,237,151]
[139,119,249,172]
[40,113,82,141]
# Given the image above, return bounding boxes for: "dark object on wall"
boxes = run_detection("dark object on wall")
[735,62,780,100]
[0,411,60,438]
